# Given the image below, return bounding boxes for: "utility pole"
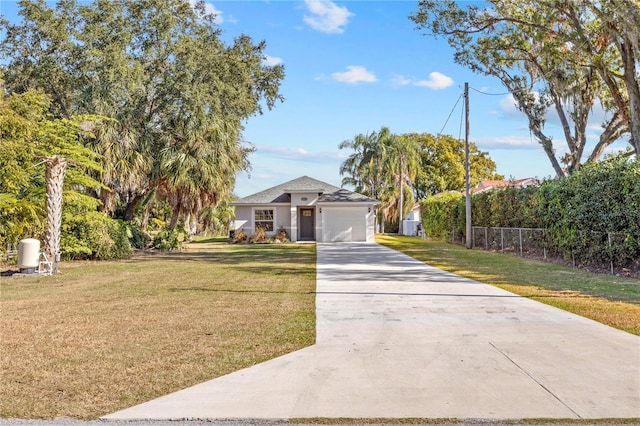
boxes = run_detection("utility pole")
[398,155,404,236]
[465,82,472,249]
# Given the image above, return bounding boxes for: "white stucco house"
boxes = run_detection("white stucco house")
[401,202,422,236]
[231,176,380,242]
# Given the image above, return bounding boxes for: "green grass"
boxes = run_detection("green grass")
[0,240,316,419]
[377,235,640,335]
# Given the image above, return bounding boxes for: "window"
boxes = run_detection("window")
[254,209,274,232]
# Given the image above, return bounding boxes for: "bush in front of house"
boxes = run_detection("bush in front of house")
[232,229,248,243]
[272,228,289,243]
[231,227,290,244]
[250,227,269,244]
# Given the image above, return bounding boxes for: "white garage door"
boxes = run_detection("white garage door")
[322,207,367,242]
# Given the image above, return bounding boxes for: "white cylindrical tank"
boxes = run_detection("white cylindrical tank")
[18,238,40,273]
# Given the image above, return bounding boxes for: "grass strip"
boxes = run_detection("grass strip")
[0,239,316,419]
[376,235,640,335]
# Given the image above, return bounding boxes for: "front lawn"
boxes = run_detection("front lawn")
[0,239,316,419]
[377,235,640,335]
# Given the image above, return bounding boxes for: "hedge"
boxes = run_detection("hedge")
[61,211,133,260]
[420,157,640,271]
[420,191,463,241]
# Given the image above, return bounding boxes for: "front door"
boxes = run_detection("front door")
[299,208,315,241]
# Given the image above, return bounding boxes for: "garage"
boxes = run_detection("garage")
[321,206,370,242]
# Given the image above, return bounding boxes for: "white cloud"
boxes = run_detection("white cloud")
[263,55,283,66]
[331,66,377,84]
[473,135,539,150]
[390,72,454,90]
[256,145,347,161]
[498,94,525,119]
[475,134,570,153]
[303,0,353,34]
[188,0,223,24]
[414,72,454,90]
[391,74,412,87]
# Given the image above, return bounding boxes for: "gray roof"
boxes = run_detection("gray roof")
[232,176,379,205]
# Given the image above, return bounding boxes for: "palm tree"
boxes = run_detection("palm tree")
[158,118,250,232]
[384,135,421,234]
[339,127,421,233]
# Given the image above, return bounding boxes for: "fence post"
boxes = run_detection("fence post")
[608,232,614,275]
[485,227,488,250]
[501,228,504,253]
[519,228,523,256]
[542,229,546,260]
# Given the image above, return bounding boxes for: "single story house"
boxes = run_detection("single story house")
[401,202,421,236]
[403,202,421,222]
[231,176,380,242]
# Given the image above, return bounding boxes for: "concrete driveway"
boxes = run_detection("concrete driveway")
[104,243,640,420]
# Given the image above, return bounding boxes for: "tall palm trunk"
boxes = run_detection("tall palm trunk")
[44,155,68,274]
[169,203,181,229]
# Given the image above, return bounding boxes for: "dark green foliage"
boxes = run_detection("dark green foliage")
[1,0,284,227]
[61,212,133,260]
[472,186,541,228]
[127,225,151,249]
[421,157,640,271]
[539,158,640,269]
[420,191,463,241]
[152,228,184,251]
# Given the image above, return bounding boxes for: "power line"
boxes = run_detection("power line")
[458,91,465,141]
[438,92,464,136]
[469,86,511,96]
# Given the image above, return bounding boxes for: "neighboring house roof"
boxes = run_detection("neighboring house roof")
[232,175,380,205]
[472,178,539,194]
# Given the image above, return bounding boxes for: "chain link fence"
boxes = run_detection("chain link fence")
[461,226,640,275]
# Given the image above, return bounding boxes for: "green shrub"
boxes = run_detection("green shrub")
[61,211,133,260]
[420,191,463,240]
[539,157,640,268]
[152,228,183,251]
[127,224,152,249]
[431,157,640,270]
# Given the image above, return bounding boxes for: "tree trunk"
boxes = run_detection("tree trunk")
[169,204,181,229]
[44,156,68,274]
[123,193,144,222]
[622,41,640,155]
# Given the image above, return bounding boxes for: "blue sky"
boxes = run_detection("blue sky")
[1,0,624,197]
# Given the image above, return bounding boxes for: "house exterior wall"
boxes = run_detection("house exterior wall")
[366,207,376,242]
[232,205,290,237]
[233,206,251,232]
[288,192,321,242]
[403,206,420,221]
[290,192,320,207]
